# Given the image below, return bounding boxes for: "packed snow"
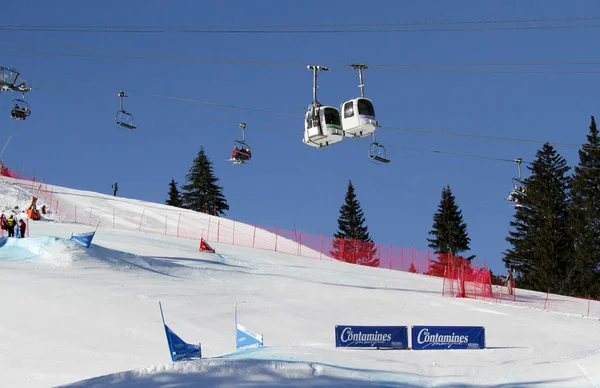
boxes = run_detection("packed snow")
[0,176,599,387]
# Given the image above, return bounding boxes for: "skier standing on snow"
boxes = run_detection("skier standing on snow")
[112,182,118,196]
[19,219,26,238]
[6,215,15,237]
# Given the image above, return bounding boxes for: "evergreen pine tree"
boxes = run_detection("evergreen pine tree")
[568,116,600,298]
[165,179,182,208]
[427,185,472,276]
[503,143,571,295]
[330,180,378,267]
[180,147,229,216]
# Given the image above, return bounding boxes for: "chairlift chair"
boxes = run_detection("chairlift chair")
[10,94,31,120]
[507,158,526,206]
[230,123,252,165]
[302,65,344,148]
[341,64,378,138]
[115,91,136,130]
[368,131,390,164]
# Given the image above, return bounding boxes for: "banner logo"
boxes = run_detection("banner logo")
[412,326,485,350]
[335,326,408,349]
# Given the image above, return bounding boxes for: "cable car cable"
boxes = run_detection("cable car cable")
[4,16,600,30]
[32,78,597,151]
[5,38,600,71]
[380,125,588,149]
[34,82,600,173]
[2,16,600,33]
[6,49,600,74]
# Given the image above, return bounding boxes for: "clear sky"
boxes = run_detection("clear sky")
[1,0,599,274]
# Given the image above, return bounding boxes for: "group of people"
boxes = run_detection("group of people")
[0,214,26,238]
[231,146,251,163]
[11,104,30,120]
[507,184,526,206]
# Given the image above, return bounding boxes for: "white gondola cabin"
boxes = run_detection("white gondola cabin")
[302,105,344,148]
[302,65,344,148]
[341,97,377,137]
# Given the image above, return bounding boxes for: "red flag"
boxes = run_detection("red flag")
[199,238,215,253]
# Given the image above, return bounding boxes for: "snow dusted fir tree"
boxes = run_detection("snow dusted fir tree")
[330,180,378,267]
[427,185,472,276]
[180,147,229,216]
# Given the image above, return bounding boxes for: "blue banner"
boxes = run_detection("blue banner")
[411,326,485,350]
[335,326,408,349]
[236,322,264,350]
[164,324,202,361]
[159,302,202,362]
[70,231,95,248]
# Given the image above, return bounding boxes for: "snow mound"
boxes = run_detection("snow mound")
[0,236,81,267]
[0,233,210,279]
[57,356,410,388]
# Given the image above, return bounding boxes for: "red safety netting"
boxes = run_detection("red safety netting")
[441,254,493,300]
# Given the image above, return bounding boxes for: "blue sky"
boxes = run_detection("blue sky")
[2,0,599,275]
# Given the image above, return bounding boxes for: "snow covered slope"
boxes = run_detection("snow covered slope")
[0,177,599,387]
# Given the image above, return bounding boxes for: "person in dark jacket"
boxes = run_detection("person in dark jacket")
[6,215,15,237]
[18,219,26,238]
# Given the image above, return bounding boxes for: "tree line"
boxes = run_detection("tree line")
[166,116,600,299]
[426,116,600,299]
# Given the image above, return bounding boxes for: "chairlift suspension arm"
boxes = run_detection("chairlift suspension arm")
[308,65,328,109]
[239,123,247,143]
[514,158,523,180]
[118,91,127,111]
[350,64,368,98]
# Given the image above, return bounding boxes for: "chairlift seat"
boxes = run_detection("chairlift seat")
[116,110,136,130]
[369,154,390,164]
[237,149,251,160]
[12,107,29,115]
[117,121,136,130]
[369,142,390,164]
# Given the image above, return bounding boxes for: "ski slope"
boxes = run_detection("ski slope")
[0,177,599,387]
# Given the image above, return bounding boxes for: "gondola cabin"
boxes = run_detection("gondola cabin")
[340,97,377,137]
[302,106,344,148]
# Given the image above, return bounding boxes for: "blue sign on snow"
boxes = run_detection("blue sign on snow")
[335,325,408,349]
[411,326,485,350]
